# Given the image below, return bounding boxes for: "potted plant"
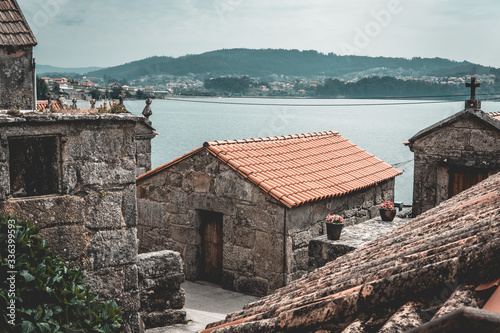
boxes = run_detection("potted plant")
[325,214,345,240]
[379,201,397,222]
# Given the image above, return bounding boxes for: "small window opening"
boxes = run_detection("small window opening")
[9,136,61,197]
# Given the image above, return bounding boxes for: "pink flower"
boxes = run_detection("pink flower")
[326,214,344,224]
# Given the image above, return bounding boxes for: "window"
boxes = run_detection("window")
[9,136,61,197]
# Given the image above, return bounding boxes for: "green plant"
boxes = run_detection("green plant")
[0,214,122,332]
[109,102,126,114]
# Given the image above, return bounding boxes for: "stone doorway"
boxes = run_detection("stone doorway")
[199,210,223,284]
[448,167,489,198]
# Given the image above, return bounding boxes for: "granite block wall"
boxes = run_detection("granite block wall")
[0,112,155,332]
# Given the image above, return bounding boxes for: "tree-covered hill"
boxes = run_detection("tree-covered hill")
[86,48,498,80]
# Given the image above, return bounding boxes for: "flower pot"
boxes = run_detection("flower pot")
[326,223,344,240]
[380,209,397,222]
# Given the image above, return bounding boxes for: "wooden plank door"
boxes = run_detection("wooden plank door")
[201,211,223,284]
[449,168,489,198]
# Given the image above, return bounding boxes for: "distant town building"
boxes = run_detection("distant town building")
[0,0,37,110]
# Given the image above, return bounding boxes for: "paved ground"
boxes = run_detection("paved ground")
[146,281,259,333]
[147,211,412,333]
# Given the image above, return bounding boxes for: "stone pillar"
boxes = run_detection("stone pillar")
[137,250,186,329]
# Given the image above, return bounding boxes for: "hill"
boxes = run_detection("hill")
[86,49,499,80]
[37,65,103,75]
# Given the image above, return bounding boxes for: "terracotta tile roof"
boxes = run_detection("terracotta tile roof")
[36,100,63,111]
[204,172,500,333]
[137,131,402,208]
[490,112,500,121]
[0,0,37,46]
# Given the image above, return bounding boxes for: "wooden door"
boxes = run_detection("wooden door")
[449,168,489,198]
[201,211,223,283]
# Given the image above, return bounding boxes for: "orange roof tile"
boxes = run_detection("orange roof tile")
[36,100,63,111]
[137,131,402,208]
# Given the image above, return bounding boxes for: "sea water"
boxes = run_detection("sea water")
[122,97,500,204]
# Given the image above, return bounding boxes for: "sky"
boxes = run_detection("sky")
[16,0,500,69]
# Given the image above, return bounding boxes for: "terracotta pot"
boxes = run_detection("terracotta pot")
[326,223,344,240]
[380,209,397,222]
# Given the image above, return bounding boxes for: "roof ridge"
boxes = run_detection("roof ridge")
[204,131,339,147]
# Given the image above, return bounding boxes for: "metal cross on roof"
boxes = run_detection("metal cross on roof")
[466,77,481,100]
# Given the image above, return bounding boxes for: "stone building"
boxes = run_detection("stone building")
[136,131,401,296]
[406,107,500,216]
[204,171,500,333]
[0,0,37,110]
[0,111,158,332]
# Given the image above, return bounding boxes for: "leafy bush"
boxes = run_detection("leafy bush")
[0,214,122,332]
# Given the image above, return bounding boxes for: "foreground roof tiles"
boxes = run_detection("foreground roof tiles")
[137,131,401,208]
[491,111,500,122]
[0,0,37,46]
[204,172,500,332]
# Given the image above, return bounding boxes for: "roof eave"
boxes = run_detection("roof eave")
[408,109,500,144]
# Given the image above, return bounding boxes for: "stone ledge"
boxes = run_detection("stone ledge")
[309,216,411,271]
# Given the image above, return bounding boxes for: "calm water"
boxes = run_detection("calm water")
[121,98,500,204]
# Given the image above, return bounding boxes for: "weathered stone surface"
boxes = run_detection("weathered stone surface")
[215,171,253,199]
[38,225,90,262]
[141,310,186,329]
[137,250,184,280]
[137,250,186,328]
[183,171,212,193]
[0,195,86,228]
[65,128,132,161]
[0,47,35,110]
[79,160,136,186]
[137,199,164,228]
[87,229,138,270]
[85,191,124,229]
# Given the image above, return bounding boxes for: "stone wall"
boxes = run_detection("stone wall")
[0,47,35,110]
[286,178,395,282]
[0,113,155,333]
[137,250,186,329]
[410,116,500,215]
[137,150,285,296]
[137,149,397,296]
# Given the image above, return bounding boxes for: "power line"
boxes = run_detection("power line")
[164,96,500,107]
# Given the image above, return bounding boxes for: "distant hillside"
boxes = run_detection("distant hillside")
[37,65,102,75]
[86,49,499,80]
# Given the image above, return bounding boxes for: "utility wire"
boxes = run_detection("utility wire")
[392,159,414,168]
[164,96,500,107]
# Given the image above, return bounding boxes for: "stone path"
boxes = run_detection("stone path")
[146,281,259,333]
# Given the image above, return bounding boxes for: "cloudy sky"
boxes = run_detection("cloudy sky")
[17,0,500,69]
